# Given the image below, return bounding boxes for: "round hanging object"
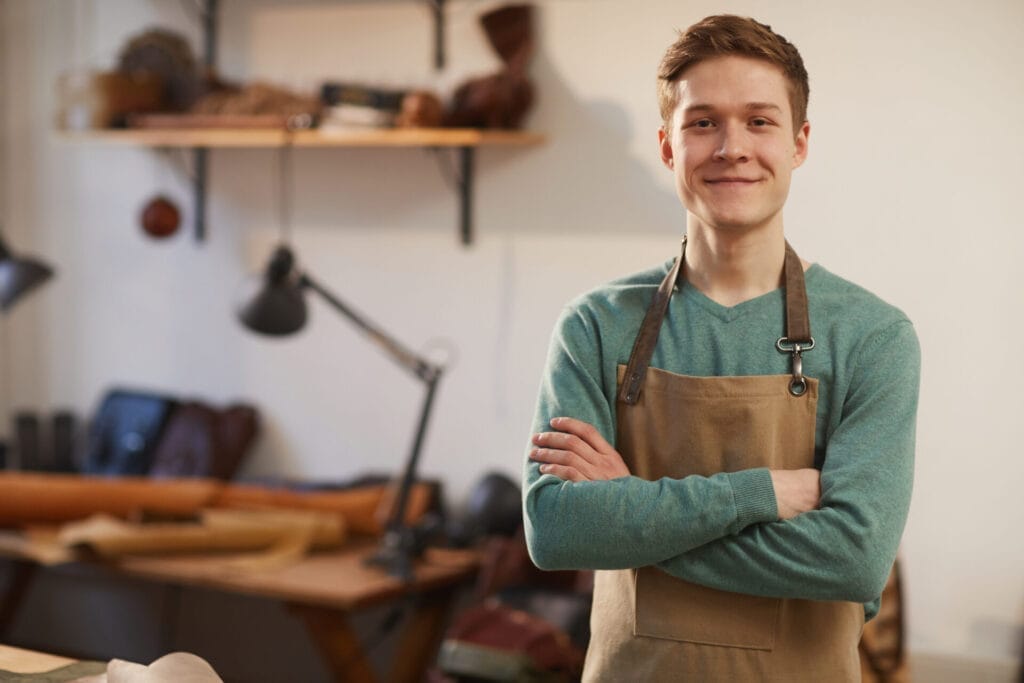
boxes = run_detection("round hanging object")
[140,195,181,239]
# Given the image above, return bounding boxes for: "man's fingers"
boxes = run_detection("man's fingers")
[550,417,613,453]
[532,431,594,459]
[537,463,586,482]
[531,448,593,478]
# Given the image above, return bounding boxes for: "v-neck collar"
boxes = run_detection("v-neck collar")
[674,264,821,323]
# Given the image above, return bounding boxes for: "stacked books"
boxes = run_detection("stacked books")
[319,82,407,129]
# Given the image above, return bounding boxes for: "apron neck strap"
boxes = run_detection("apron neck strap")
[617,237,812,406]
[782,241,812,344]
[617,237,687,405]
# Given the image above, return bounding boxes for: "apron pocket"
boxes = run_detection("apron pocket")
[634,566,780,650]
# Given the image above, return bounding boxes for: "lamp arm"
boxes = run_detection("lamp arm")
[299,270,447,579]
[386,369,441,533]
[299,273,441,382]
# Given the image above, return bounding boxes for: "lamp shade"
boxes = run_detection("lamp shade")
[236,245,308,336]
[0,233,55,313]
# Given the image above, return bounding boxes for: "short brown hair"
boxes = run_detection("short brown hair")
[657,15,809,134]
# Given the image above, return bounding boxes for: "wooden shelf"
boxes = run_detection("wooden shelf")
[60,127,545,149]
[61,126,545,245]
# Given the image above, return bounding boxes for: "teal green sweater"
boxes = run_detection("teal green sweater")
[523,260,920,621]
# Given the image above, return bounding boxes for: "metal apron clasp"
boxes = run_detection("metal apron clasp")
[776,337,816,396]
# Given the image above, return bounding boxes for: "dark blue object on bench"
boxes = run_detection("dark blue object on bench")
[80,389,177,476]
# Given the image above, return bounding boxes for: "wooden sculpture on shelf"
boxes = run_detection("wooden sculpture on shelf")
[444,4,535,130]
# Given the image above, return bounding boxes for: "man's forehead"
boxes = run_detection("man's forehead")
[674,57,792,113]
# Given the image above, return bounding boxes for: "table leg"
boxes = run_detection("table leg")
[0,559,38,640]
[291,584,461,683]
[290,603,379,683]
[388,586,459,683]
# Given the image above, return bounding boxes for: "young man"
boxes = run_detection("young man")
[523,15,920,682]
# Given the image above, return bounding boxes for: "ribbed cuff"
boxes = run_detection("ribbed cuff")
[728,467,778,529]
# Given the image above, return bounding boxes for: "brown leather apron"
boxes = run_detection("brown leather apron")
[583,238,864,682]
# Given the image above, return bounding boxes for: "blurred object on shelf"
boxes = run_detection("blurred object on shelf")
[140,195,181,239]
[128,113,310,129]
[189,81,321,122]
[321,82,406,111]
[117,28,204,111]
[396,90,444,128]
[445,4,535,130]
[55,69,163,130]
[319,82,406,130]
[320,104,396,130]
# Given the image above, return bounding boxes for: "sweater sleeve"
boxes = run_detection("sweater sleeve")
[523,305,778,571]
[654,320,920,612]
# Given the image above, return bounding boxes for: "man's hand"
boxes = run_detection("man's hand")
[769,468,821,520]
[530,417,631,482]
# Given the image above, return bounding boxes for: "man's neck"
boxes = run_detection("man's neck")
[683,220,789,308]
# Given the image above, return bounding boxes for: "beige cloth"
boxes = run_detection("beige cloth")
[72,652,222,683]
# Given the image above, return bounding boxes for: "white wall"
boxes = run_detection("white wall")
[2,0,1023,668]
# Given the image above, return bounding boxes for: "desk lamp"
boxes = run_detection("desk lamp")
[237,244,444,581]
[0,231,55,312]
[0,230,55,469]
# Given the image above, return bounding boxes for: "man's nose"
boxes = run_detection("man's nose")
[712,123,750,162]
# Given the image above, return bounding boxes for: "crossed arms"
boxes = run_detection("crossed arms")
[522,311,920,610]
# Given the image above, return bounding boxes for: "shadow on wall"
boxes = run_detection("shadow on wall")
[207,46,681,240]
[504,46,681,237]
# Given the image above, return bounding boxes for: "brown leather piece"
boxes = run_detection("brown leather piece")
[783,240,812,343]
[148,403,259,480]
[0,474,434,537]
[617,238,686,405]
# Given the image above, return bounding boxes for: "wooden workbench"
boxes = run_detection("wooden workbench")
[0,537,479,682]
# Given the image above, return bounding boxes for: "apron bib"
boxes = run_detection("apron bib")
[583,239,864,682]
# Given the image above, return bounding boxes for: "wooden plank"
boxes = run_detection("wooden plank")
[59,128,545,149]
[60,128,288,147]
[108,541,478,611]
[0,645,77,673]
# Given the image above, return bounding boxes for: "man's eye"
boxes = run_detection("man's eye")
[750,118,770,127]
[693,119,714,129]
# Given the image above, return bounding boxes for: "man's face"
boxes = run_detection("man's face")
[659,55,809,234]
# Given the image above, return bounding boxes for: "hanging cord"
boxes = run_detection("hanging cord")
[157,148,198,186]
[177,0,210,23]
[427,147,463,192]
[279,131,294,244]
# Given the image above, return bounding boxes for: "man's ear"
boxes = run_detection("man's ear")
[793,120,810,169]
[658,127,674,170]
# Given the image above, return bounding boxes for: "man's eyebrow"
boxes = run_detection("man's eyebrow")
[682,102,783,113]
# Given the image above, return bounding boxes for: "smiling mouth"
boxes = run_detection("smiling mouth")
[705,178,761,185]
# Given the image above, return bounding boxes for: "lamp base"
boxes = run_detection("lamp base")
[364,526,419,582]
